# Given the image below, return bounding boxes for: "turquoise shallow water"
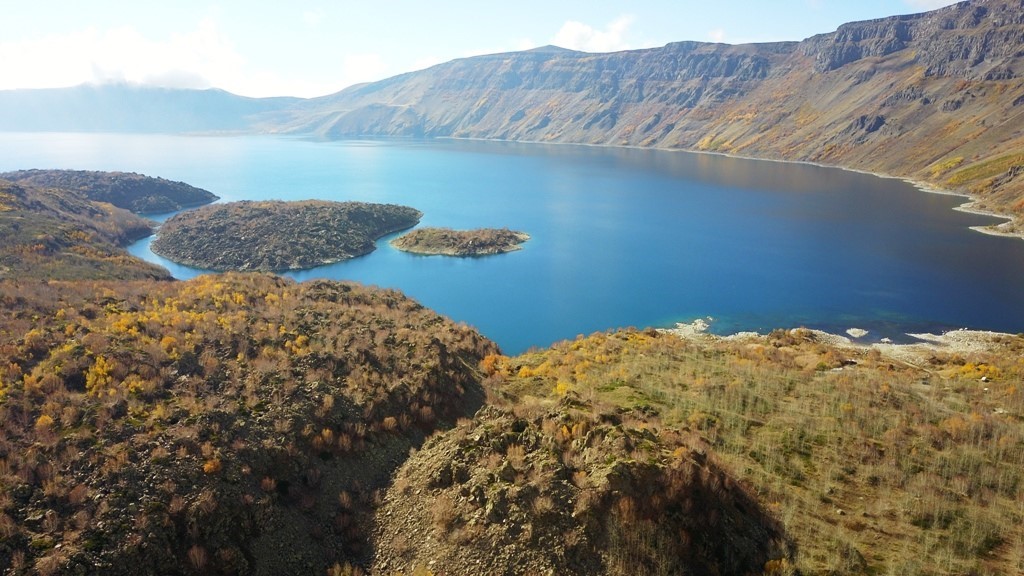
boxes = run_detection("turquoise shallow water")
[2,132,1023,354]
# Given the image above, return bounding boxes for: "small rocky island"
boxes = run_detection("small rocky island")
[391,227,530,256]
[152,200,421,271]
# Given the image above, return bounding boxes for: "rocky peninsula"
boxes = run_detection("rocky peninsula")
[0,169,218,213]
[391,226,529,256]
[152,200,421,271]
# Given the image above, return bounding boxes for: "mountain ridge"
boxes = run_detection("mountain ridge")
[1,1,1023,232]
[273,0,1024,233]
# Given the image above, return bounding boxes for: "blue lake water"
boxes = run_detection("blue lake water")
[2,132,1024,354]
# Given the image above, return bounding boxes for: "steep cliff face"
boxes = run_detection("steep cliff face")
[284,41,798,145]
[278,0,1024,231]
[800,1,1024,80]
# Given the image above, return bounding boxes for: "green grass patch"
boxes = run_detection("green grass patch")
[946,153,1024,186]
[929,156,964,177]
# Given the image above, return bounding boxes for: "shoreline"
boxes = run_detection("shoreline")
[389,228,530,257]
[660,318,1018,365]
[441,136,1024,242]
[905,180,1020,239]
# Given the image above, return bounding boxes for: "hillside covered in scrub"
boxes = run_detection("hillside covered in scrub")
[469,327,1024,575]
[152,200,422,271]
[390,227,530,256]
[0,170,218,215]
[0,179,169,281]
[0,274,498,575]
[3,274,1020,574]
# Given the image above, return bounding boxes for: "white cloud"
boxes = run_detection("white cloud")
[340,53,389,86]
[143,69,211,90]
[707,28,726,43]
[0,18,245,92]
[903,0,960,10]
[552,15,634,53]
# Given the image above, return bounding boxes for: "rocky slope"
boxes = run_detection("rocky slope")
[464,327,1024,575]
[390,227,529,256]
[0,179,169,280]
[0,170,218,214]
[152,200,422,271]
[373,402,790,575]
[274,0,1024,233]
[0,274,498,575]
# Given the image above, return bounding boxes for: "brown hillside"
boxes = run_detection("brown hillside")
[373,401,791,575]
[0,180,169,281]
[475,327,1024,575]
[0,170,218,214]
[0,274,496,575]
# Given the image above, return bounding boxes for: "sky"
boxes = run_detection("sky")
[1,0,960,99]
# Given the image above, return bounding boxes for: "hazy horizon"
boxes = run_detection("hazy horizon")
[3,0,959,99]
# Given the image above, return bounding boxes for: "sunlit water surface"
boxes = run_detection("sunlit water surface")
[2,132,1023,354]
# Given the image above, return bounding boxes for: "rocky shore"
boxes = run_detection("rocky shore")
[390,227,529,256]
[661,318,1018,365]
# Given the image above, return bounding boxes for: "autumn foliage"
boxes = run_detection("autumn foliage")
[0,273,497,574]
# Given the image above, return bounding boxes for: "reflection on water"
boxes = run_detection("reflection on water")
[2,133,1023,354]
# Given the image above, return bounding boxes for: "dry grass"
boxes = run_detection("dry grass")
[488,328,1024,575]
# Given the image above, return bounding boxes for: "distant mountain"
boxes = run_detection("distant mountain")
[276,0,1024,232]
[2,1,1022,231]
[0,84,300,133]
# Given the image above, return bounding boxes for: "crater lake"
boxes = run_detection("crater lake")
[2,132,1023,354]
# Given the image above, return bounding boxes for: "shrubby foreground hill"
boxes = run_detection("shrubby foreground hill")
[476,328,1024,575]
[2,271,1021,574]
[0,274,499,574]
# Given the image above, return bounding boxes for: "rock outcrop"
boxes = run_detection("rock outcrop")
[373,402,791,575]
